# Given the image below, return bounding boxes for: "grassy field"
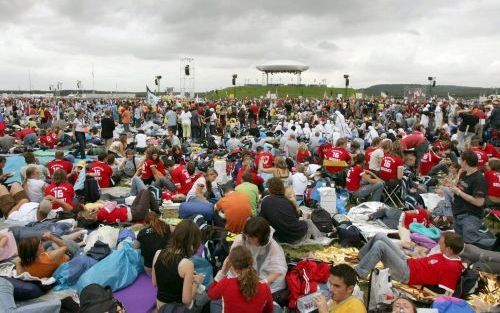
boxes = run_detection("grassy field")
[204,85,356,100]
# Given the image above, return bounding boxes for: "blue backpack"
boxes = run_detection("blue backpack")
[432,296,474,313]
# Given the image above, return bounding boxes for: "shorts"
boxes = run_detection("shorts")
[0,190,28,216]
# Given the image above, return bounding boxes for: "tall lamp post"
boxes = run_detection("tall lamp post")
[428,76,436,98]
[155,75,162,96]
[343,74,350,99]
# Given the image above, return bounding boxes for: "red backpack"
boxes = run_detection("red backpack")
[285,260,330,309]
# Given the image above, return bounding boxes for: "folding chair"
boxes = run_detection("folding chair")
[485,209,500,224]
[382,180,404,208]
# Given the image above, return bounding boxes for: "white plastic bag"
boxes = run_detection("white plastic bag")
[84,225,120,252]
[318,187,336,216]
[369,268,395,310]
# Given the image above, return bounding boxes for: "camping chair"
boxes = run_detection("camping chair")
[322,159,349,188]
[485,208,500,225]
[382,180,404,208]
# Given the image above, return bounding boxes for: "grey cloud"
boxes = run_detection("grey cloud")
[0,0,499,91]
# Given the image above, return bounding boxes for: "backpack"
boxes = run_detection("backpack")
[452,267,480,299]
[311,208,333,233]
[79,284,125,313]
[84,177,101,203]
[204,229,230,275]
[337,223,366,248]
[148,185,162,206]
[432,296,475,313]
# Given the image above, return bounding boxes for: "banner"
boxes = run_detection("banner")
[146,85,159,104]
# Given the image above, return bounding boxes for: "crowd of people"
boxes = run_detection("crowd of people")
[0,93,499,312]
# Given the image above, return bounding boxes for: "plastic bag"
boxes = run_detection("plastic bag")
[368,268,395,311]
[75,240,143,292]
[53,254,98,290]
[84,225,120,252]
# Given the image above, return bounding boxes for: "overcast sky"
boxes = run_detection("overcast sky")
[1,0,499,92]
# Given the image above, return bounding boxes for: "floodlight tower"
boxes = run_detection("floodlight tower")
[180,57,195,98]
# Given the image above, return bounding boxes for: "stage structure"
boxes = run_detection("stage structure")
[256,60,309,85]
[180,57,195,98]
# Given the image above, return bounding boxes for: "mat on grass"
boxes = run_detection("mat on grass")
[114,273,157,313]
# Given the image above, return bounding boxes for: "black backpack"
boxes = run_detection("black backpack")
[84,177,101,203]
[204,229,230,275]
[79,284,125,313]
[337,223,366,248]
[311,208,333,233]
[453,267,480,299]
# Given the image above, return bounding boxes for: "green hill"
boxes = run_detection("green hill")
[359,84,498,98]
[203,85,354,100]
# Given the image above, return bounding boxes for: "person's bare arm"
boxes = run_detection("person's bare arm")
[451,186,486,207]
[151,250,161,287]
[45,195,73,211]
[43,233,68,261]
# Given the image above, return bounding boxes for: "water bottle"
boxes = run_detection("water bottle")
[296,290,330,313]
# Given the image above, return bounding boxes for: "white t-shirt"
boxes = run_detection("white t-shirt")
[73,117,85,132]
[369,148,384,172]
[186,176,207,201]
[26,179,47,203]
[135,133,148,148]
[7,202,39,225]
[180,111,192,125]
[292,173,308,196]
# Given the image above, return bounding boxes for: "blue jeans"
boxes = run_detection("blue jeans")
[0,278,61,313]
[23,133,37,150]
[75,131,86,159]
[351,181,384,202]
[454,214,496,249]
[356,233,410,283]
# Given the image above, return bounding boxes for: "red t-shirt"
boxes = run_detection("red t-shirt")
[471,147,488,169]
[407,253,464,292]
[40,134,55,149]
[419,151,441,176]
[255,152,274,169]
[296,150,311,164]
[324,147,351,173]
[379,154,404,181]
[236,167,264,186]
[482,143,499,158]
[89,161,114,188]
[45,182,74,209]
[484,170,500,197]
[170,165,193,195]
[97,206,129,224]
[47,159,73,177]
[17,128,35,140]
[141,159,166,180]
[401,131,426,149]
[365,146,376,164]
[403,210,430,229]
[318,143,333,160]
[346,164,364,192]
[207,278,274,313]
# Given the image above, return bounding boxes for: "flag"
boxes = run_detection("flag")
[267,90,271,99]
[380,91,388,99]
[146,85,159,104]
[447,92,455,101]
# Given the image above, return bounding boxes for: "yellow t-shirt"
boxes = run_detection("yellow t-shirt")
[330,296,366,313]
